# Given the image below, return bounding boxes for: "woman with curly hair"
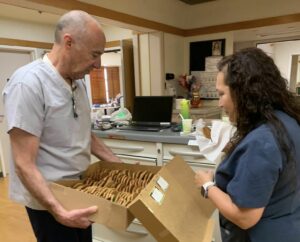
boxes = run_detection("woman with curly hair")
[195,47,300,242]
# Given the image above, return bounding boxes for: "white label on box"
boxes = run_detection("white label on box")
[156,176,169,191]
[150,187,164,204]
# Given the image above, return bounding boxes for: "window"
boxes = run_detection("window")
[89,66,120,104]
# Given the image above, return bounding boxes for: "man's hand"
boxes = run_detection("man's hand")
[54,206,98,228]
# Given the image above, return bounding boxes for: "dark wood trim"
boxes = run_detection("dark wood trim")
[105,40,121,48]
[0,38,123,50]
[2,0,300,37]
[0,37,53,49]
[184,13,300,36]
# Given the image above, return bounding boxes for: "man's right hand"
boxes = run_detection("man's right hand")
[54,206,98,228]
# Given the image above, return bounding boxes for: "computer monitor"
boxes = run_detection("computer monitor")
[131,96,173,126]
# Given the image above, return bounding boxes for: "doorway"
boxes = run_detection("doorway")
[0,47,34,176]
[257,39,300,92]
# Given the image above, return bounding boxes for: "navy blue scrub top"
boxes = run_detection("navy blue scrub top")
[215,111,300,242]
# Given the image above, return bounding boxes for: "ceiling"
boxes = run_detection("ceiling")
[0,3,300,43]
[178,0,216,5]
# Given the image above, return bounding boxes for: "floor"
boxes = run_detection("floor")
[0,176,102,242]
[0,177,36,242]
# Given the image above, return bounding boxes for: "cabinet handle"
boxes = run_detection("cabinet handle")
[168,149,204,158]
[108,145,144,152]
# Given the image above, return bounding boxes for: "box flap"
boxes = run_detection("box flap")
[129,156,216,242]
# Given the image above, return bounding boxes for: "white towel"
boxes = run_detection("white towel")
[196,120,236,163]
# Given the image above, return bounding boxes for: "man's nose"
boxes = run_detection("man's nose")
[93,58,101,69]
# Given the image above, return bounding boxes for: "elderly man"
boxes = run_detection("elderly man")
[3,10,121,242]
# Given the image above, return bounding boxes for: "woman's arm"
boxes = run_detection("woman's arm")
[195,170,264,229]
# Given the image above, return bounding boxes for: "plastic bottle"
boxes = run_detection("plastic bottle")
[180,99,190,119]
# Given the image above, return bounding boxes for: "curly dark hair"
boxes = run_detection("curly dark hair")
[218,47,300,161]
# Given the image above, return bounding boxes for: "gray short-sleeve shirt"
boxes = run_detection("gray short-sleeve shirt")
[3,57,91,209]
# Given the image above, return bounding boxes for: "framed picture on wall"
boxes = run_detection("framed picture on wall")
[189,38,225,72]
[212,40,222,56]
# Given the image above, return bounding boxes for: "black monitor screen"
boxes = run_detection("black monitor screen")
[132,96,173,124]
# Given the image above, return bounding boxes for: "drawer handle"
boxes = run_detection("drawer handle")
[108,145,144,152]
[169,149,204,158]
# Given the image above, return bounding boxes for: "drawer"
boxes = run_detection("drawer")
[103,139,158,159]
[117,154,157,166]
[187,161,216,172]
[163,143,211,164]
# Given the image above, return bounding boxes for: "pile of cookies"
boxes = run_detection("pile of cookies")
[71,167,155,206]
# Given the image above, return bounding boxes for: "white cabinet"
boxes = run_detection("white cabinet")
[101,139,160,166]
[93,221,156,242]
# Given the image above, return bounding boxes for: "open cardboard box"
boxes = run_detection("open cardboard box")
[50,156,216,242]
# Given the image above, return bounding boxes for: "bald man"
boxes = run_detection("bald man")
[3,10,121,242]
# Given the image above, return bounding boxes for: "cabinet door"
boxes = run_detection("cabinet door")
[93,222,156,242]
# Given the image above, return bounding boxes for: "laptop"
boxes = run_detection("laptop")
[118,96,173,132]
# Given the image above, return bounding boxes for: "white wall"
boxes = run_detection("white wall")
[272,40,300,81]
[257,43,275,58]
[185,0,300,29]
[81,0,187,29]
[102,52,121,66]
[0,17,54,42]
[102,25,133,42]
[164,33,185,77]
[0,17,133,44]
[82,0,300,30]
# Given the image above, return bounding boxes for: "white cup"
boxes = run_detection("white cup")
[182,119,193,134]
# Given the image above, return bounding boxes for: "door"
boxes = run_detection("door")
[0,48,33,176]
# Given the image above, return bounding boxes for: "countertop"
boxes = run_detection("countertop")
[92,128,195,145]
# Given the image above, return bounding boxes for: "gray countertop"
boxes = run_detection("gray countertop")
[92,128,195,144]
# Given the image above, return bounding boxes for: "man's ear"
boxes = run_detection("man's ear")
[63,34,72,48]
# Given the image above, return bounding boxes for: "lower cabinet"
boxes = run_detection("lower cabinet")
[93,221,156,242]
[92,138,221,242]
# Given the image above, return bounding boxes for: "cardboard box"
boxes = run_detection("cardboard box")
[50,156,215,242]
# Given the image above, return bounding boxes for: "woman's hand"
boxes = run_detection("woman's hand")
[194,170,214,188]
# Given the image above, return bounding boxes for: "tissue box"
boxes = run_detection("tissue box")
[50,156,215,242]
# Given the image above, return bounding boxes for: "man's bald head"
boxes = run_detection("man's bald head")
[54,10,104,44]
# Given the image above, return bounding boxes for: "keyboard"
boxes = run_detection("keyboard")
[117,125,160,132]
